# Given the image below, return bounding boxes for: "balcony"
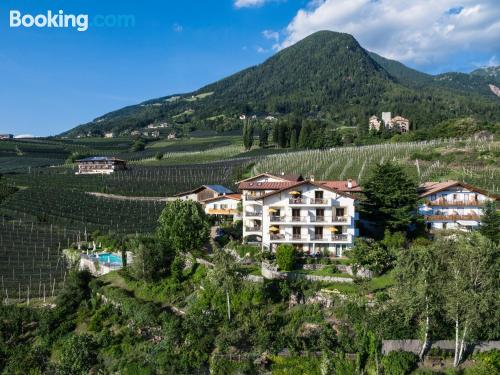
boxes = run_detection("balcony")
[270,234,286,240]
[207,209,238,215]
[245,226,262,232]
[244,195,263,201]
[310,216,327,223]
[290,216,308,223]
[311,234,329,241]
[288,197,331,205]
[331,234,349,242]
[424,214,481,222]
[270,216,286,223]
[426,199,484,207]
[245,211,262,217]
[331,216,349,223]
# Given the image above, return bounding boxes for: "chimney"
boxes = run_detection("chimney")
[310,175,315,182]
[347,179,353,189]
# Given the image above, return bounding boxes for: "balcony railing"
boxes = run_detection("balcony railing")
[245,226,262,232]
[424,214,480,222]
[310,216,327,223]
[270,234,285,240]
[270,216,286,223]
[426,199,484,207]
[332,216,349,223]
[290,216,308,222]
[292,234,307,240]
[207,209,238,215]
[288,197,330,205]
[245,211,262,217]
[311,198,329,205]
[289,198,307,205]
[244,195,263,201]
[332,234,349,241]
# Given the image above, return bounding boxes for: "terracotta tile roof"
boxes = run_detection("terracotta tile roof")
[255,180,361,200]
[236,172,303,184]
[202,194,242,203]
[418,181,499,199]
[238,181,297,191]
[316,180,363,192]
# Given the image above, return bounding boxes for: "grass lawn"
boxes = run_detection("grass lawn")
[294,265,352,278]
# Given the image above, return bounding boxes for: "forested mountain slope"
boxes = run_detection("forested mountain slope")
[63,31,499,137]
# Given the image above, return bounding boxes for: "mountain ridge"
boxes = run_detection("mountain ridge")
[63,31,499,137]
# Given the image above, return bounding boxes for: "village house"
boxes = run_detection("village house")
[418,181,498,231]
[0,134,14,140]
[391,116,410,133]
[369,116,382,131]
[167,132,177,140]
[202,194,242,222]
[369,112,410,133]
[239,114,247,120]
[238,173,361,256]
[104,132,115,138]
[76,156,127,175]
[175,185,234,203]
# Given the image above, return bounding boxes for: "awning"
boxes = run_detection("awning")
[456,220,479,226]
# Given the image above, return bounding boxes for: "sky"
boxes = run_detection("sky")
[1,0,499,136]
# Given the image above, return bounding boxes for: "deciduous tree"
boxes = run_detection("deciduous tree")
[157,200,210,254]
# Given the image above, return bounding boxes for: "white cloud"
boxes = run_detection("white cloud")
[262,29,280,42]
[278,0,500,68]
[235,0,269,8]
[256,46,270,53]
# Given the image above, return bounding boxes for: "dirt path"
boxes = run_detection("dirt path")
[86,192,173,202]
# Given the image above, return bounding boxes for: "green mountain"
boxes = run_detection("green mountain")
[63,31,499,137]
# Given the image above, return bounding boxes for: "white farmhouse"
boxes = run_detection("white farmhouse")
[202,194,242,222]
[418,181,498,231]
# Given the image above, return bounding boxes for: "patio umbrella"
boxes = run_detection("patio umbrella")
[327,227,339,232]
[269,208,278,213]
[289,191,301,195]
[269,226,279,232]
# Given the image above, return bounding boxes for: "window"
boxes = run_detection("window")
[292,209,300,217]
[315,191,323,199]
[314,227,323,239]
[336,208,345,217]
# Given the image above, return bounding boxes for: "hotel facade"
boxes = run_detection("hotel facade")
[239,173,360,257]
[418,181,498,231]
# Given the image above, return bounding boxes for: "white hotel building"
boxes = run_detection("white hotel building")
[238,173,361,257]
[418,181,498,231]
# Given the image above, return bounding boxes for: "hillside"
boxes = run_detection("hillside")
[63,31,500,137]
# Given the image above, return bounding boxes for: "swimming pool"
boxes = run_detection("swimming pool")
[97,253,123,265]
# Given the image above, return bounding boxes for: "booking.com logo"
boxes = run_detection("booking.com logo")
[9,10,135,32]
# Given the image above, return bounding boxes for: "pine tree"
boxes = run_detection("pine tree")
[363,162,419,234]
[479,200,499,243]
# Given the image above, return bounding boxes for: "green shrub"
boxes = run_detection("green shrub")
[471,350,500,372]
[382,351,419,375]
[276,244,297,271]
[463,361,497,375]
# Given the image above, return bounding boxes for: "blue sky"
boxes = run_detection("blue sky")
[1,0,498,136]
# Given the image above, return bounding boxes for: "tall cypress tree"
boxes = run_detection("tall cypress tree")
[298,125,307,149]
[259,126,269,148]
[290,129,298,149]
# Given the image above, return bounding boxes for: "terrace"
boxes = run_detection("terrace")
[425,199,485,207]
[424,214,481,221]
